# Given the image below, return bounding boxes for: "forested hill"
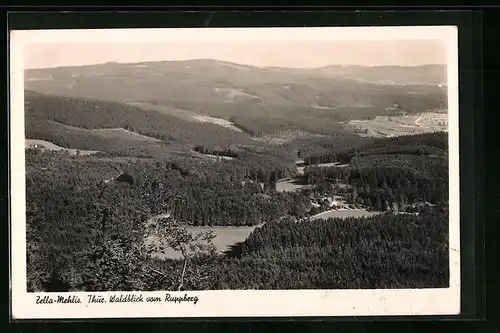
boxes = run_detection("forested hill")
[24,91,260,156]
[301,132,448,210]
[301,132,446,162]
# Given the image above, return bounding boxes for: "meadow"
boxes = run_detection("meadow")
[347,114,447,138]
[309,208,383,220]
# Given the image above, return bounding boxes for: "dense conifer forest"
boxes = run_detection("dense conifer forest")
[25,122,450,291]
[22,60,450,292]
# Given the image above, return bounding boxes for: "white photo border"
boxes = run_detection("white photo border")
[9,26,460,319]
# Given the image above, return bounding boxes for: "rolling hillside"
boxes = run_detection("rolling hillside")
[25,61,447,133]
[24,91,262,158]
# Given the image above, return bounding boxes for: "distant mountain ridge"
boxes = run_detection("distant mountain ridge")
[314,64,446,86]
[25,59,446,113]
[26,59,446,86]
[264,63,446,86]
[24,60,447,152]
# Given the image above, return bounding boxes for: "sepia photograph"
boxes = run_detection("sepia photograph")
[10,26,460,319]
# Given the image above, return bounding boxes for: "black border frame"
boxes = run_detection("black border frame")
[5,9,485,324]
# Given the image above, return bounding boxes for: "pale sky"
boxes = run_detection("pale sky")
[24,39,447,69]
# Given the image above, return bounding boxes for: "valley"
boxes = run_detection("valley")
[24,60,450,292]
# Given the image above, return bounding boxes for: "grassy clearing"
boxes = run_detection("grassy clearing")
[275,178,312,193]
[347,113,447,138]
[309,208,383,220]
[190,115,244,133]
[25,139,99,155]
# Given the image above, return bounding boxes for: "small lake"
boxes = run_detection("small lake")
[144,220,263,260]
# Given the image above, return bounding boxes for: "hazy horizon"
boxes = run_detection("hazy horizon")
[24,58,447,71]
[24,39,447,70]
